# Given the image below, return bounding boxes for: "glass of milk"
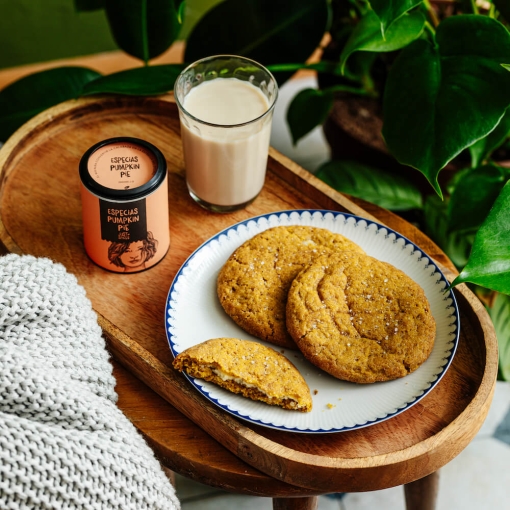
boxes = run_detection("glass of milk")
[174,55,278,213]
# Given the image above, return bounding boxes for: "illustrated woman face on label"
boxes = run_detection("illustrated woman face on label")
[108,232,159,272]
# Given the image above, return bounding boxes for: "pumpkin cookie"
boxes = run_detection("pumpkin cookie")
[217,225,364,348]
[173,337,312,412]
[286,252,436,383]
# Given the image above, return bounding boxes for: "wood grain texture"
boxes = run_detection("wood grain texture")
[273,497,319,510]
[404,472,439,510]
[111,360,324,498]
[0,95,498,495]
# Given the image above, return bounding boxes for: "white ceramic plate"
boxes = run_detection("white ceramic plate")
[165,210,459,433]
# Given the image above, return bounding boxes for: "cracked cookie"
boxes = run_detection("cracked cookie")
[217,225,365,348]
[173,337,313,412]
[286,252,436,383]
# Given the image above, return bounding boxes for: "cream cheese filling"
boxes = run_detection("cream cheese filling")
[212,367,258,388]
[211,367,301,406]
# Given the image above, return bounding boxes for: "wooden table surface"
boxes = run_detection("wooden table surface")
[0,50,499,507]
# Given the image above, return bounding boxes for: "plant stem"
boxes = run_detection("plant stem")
[423,0,440,28]
[424,21,437,43]
[267,62,341,75]
[323,84,378,99]
[266,62,377,97]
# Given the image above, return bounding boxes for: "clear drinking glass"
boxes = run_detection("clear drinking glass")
[174,55,278,213]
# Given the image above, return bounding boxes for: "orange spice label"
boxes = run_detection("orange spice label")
[87,142,157,190]
[81,178,170,273]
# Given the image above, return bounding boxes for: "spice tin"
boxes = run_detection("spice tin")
[79,137,170,273]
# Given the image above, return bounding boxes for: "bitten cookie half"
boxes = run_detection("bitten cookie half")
[217,225,365,348]
[173,338,313,412]
[286,252,436,383]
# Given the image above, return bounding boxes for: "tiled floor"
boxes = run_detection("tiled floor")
[173,76,510,509]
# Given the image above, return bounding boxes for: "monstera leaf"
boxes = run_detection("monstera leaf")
[369,0,423,36]
[383,15,510,197]
[451,180,510,293]
[340,9,425,73]
[103,0,184,63]
[184,0,330,71]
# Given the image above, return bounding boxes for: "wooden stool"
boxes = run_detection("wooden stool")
[0,96,497,510]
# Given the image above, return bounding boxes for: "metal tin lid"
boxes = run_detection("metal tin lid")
[79,137,167,201]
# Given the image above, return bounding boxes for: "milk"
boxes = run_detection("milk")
[179,78,274,208]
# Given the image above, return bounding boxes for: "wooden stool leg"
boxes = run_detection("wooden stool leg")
[273,496,319,510]
[404,471,439,510]
[162,467,176,487]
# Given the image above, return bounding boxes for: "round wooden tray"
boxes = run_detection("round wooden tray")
[0,95,498,493]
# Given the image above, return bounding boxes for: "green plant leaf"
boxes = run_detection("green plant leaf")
[382,15,510,198]
[423,194,474,269]
[315,159,423,211]
[184,0,330,73]
[369,0,423,37]
[469,108,510,167]
[447,164,508,232]
[286,82,375,144]
[0,66,102,142]
[444,167,470,196]
[267,61,344,76]
[489,293,510,381]
[286,88,334,145]
[340,9,425,73]
[103,0,184,63]
[74,0,104,11]
[451,180,510,292]
[81,64,184,96]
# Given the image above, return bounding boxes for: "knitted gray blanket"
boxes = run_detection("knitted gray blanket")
[0,255,180,509]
